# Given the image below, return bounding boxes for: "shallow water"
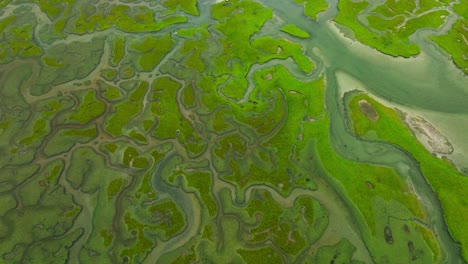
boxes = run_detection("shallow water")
[158,0,467,261]
[257,0,466,263]
[1,0,466,262]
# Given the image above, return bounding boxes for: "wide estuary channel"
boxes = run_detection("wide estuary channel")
[260,0,467,263]
[147,0,468,263]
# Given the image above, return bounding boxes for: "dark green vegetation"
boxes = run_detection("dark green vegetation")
[0,0,466,263]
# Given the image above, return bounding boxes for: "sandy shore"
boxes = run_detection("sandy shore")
[335,70,468,173]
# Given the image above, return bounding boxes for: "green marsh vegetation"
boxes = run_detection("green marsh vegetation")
[0,14,42,63]
[281,24,311,39]
[430,2,468,74]
[334,0,452,57]
[292,0,329,20]
[162,0,200,16]
[347,92,468,261]
[333,0,468,74]
[128,34,174,72]
[0,0,466,262]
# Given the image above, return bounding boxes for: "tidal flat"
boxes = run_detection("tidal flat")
[0,0,467,263]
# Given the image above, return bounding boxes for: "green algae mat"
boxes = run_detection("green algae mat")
[0,0,467,263]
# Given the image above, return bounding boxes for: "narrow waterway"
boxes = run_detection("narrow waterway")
[257,0,466,263]
[142,0,468,262]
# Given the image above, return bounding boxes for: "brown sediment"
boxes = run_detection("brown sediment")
[401,113,454,155]
[358,99,379,122]
[384,225,394,244]
[365,181,374,189]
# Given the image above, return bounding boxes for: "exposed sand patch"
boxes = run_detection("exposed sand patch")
[401,112,454,155]
[358,99,379,122]
[329,21,429,62]
[336,71,460,164]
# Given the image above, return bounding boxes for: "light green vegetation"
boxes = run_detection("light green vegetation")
[176,27,199,38]
[252,37,314,73]
[123,146,149,169]
[105,81,148,136]
[211,0,314,88]
[150,76,205,155]
[430,17,468,74]
[0,0,465,262]
[178,27,210,72]
[149,200,186,240]
[0,0,12,8]
[281,24,311,38]
[119,80,140,92]
[419,225,442,262]
[110,36,126,66]
[309,114,425,235]
[32,0,75,21]
[135,146,172,200]
[0,16,42,63]
[162,0,200,16]
[69,4,187,35]
[280,103,437,262]
[211,0,273,77]
[348,92,468,260]
[98,81,123,101]
[182,82,196,108]
[182,171,217,216]
[68,90,106,124]
[17,119,49,147]
[100,141,150,170]
[218,188,328,262]
[42,56,64,67]
[100,69,117,81]
[149,77,182,139]
[293,0,329,20]
[119,65,135,79]
[120,199,186,262]
[217,65,325,194]
[334,0,449,57]
[214,133,247,160]
[107,178,123,200]
[128,34,174,71]
[129,130,148,143]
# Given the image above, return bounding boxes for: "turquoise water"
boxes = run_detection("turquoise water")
[257,0,467,263]
[1,0,466,262]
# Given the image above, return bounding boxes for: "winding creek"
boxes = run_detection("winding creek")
[145,0,468,263]
[261,0,467,263]
[0,0,466,262]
